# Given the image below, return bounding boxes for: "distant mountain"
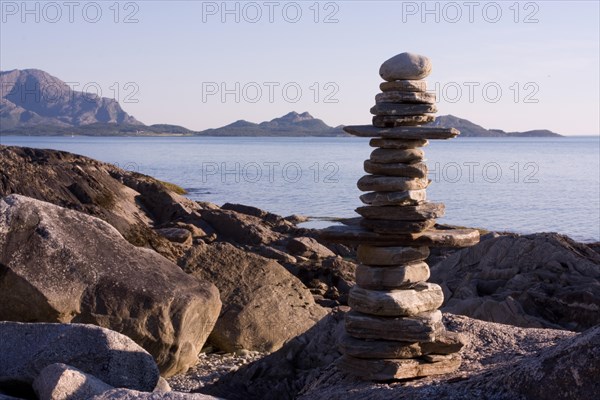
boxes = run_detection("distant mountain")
[0,69,142,130]
[429,115,561,137]
[197,112,346,137]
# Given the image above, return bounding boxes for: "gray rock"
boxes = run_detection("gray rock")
[0,322,159,391]
[89,389,223,399]
[357,245,430,265]
[33,363,114,400]
[369,138,428,149]
[155,228,192,244]
[345,310,442,341]
[356,203,445,221]
[370,103,437,116]
[364,161,428,179]
[0,195,221,377]
[380,80,427,92]
[370,148,424,164]
[201,209,283,246]
[360,189,427,206]
[372,115,435,128]
[153,378,172,393]
[337,353,460,381]
[355,262,430,290]
[360,218,436,234]
[286,237,336,259]
[379,52,432,81]
[375,91,436,104]
[344,125,458,140]
[357,176,429,192]
[348,283,444,316]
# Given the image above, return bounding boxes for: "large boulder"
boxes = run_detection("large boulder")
[430,233,600,331]
[0,195,221,376]
[180,242,327,353]
[0,323,159,392]
[200,209,283,246]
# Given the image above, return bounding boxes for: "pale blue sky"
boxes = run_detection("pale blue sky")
[1,0,599,135]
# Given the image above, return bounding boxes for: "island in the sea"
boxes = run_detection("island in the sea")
[0,69,561,138]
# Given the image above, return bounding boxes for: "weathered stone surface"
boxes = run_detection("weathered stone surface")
[155,227,192,244]
[89,389,222,399]
[372,115,435,128]
[201,209,282,246]
[348,283,444,316]
[338,331,465,359]
[337,353,461,381]
[345,310,442,342]
[0,195,221,377]
[356,203,444,221]
[364,161,428,178]
[360,190,426,206]
[286,236,336,259]
[320,226,480,247]
[379,52,432,81]
[344,125,458,140]
[375,91,436,104]
[180,242,327,353]
[0,322,159,391]
[369,138,428,149]
[33,363,114,400]
[370,148,424,164]
[355,262,430,290]
[370,103,437,116]
[380,80,427,92]
[360,218,436,234]
[357,176,429,192]
[431,233,600,331]
[357,245,430,265]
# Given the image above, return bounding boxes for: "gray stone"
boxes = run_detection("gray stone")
[370,103,437,116]
[337,353,461,381]
[357,176,429,192]
[356,203,445,221]
[33,363,114,400]
[355,262,430,290]
[154,378,172,393]
[286,236,335,259]
[319,226,481,247]
[372,115,435,128]
[379,52,432,81]
[344,125,458,140]
[375,91,436,104]
[89,389,223,399]
[370,148,424,164]
[369,138,428,149]
[364,161,428,179]
[357,245,430,265]
[345,310,443,341]
[0,322,159,391]
[360,218,436,234]
[360,190,426,206]
[338,330,465,359]
[155,228,192,244]
[380,80,427,92]
[0,195,222,377]
[348,283,444,316]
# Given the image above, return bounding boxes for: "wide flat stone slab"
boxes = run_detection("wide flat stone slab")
[375,91,436,104]
[360,218,435,234]
[337,353,461,381]
[348,283,444,316]
[373,115,434,128]
[356,262,430,290]
[370,138,429,149]
[338,330,465,359]
[360,190,427,206]
[345,310,442,342]
[370,148,424,164]
[356,203,445,221]
[357,245,430,265]
[364,161,428,179]
[319,226,480,247]
[357,175,430,192]
[370,103,437,116]
[380,80,427,92]
[344,125,459,140]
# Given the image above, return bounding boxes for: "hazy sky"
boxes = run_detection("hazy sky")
[1,0,599,135]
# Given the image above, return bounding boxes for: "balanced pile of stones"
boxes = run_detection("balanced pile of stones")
[321,52,480,381]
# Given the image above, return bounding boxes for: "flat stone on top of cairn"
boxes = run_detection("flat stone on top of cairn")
[319,51,480,381]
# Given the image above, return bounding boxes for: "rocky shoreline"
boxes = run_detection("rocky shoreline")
[1,144,599,399]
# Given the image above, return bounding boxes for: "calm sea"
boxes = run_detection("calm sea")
[1,136,599,242]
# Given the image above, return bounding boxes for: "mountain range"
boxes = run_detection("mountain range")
[0,69,561,137]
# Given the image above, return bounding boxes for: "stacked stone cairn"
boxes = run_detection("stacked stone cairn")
[321,52,480,381]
